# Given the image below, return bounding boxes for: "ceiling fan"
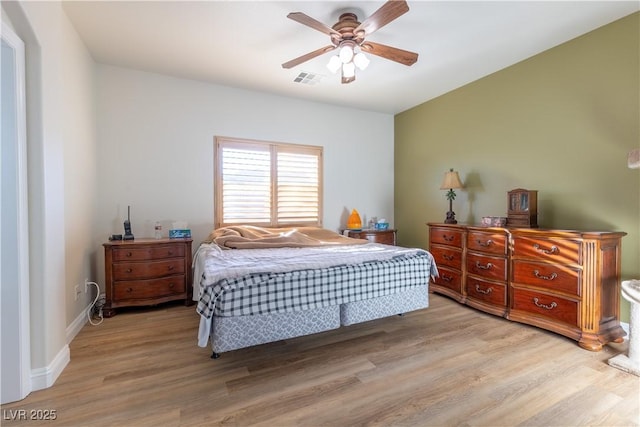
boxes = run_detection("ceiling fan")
[282,0,418,84]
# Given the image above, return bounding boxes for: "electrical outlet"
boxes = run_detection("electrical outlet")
[74,285,81,301]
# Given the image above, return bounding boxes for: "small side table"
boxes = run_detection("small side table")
[103,238,193,317]
[345,229,397,246]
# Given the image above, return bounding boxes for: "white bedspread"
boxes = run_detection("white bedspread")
[192,242,430,300]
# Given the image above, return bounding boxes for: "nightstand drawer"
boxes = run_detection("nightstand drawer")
[467,231,507,256]
[113,244,185,261]
[430,228,463,248]
[466,253,507,281]
[512,260,581,296]
[112,259,185,280]
[431,246,462,270]
[114,276,186,300]
[347,229,396,245]
[511,288,578,327]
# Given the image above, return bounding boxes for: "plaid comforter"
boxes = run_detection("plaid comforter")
[196,251,436,318]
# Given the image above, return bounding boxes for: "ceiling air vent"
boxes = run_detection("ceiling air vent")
[293,72,324,85]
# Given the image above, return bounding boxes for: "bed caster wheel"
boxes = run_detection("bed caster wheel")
[211,352,220,359]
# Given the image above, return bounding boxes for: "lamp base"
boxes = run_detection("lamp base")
[444,210,457,224]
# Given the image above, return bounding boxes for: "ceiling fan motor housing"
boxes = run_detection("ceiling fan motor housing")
[331,13,365,47]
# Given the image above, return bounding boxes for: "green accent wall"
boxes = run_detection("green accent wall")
[395,12,639,323]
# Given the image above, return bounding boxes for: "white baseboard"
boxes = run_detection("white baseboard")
[31,345,69,391]
[66,303,91,344]
[30,304,91,392]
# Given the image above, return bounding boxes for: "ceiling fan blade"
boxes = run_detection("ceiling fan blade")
[282,45,336,69]
[287,12,341,37]
[361,41,418,66]
[355,0,409,36]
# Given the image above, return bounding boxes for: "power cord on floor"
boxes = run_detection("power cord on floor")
[86,281,105,326]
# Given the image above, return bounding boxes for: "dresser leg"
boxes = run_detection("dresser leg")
[103,306,116,318]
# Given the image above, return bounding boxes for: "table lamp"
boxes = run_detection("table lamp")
[440,168,464,224]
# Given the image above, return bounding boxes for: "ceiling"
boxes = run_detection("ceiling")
[62,1,639,114]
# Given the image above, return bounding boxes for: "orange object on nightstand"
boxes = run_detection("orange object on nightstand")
[347,209,362,230]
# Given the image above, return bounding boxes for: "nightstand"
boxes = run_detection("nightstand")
[102,238,193,317]
[345,229,397,245]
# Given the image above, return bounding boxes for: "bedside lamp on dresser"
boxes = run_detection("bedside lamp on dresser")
[439,168,464,224]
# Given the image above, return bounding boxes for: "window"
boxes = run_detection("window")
[214,136,323,228]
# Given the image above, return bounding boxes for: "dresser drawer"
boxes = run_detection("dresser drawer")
[511,288,578,327]
[114,276,186,300]
[466,253,507,282]
[112,259,185,280]
[432,266,462,293]
[466,277,507,307]
[467,231,507,256]
[113,244,185,262]
[430,228,463,248]
[512,260,581,296]
[512,237,581,264]
[431,246,462,270]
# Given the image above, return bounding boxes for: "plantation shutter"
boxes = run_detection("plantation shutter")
[215,137,322,228]
[219,145,271,225]
[277,149,320,225]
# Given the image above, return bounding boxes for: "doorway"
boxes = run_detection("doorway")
[1,22,31,404]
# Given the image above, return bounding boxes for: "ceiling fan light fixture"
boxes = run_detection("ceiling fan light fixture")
[326,55,342,73]
[353,52,370,71]
[339,43,354,63]
[342,62,356,78]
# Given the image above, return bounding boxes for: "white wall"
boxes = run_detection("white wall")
[60,2,97,330]
[3,0,97,387]
[94,65,395,285]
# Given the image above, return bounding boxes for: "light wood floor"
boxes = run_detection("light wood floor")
[2,294,638,426]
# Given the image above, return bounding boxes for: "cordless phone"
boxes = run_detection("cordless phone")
[123,205,134,240]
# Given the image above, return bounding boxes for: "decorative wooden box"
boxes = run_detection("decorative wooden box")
[507,188,538,228]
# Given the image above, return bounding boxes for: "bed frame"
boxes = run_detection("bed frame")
[207,286,428,358]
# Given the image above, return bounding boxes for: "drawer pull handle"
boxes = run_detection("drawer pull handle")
[475,284,493,295]
[443,235,454,242]
[533,270,558,281]
[477,239,493,247]
[168,250,173,255]
[126,252,132,257]
[533,297,557,310]
[475,261,493,270]
[126,287,133,293]
[443,254,454,261]
[126,268,133,273]
[169,283,175,288]
[533,244,559,255]
[168,265,175,271]
[441,275,453,282]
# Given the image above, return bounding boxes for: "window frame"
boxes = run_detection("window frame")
[214,136,323,229]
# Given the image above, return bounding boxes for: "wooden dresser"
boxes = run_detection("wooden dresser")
[428,223,626,351]
[346,229,397,245]
[103,238,193,317]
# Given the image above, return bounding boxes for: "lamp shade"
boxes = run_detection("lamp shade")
[440,168,463,190]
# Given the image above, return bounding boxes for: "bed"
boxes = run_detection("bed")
[193,225,438,358]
